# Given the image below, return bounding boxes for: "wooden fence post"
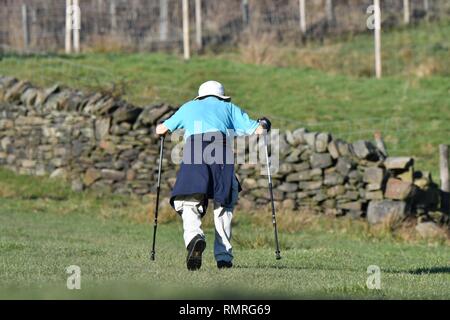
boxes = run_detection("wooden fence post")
[159,0,168,41]
[299,0,306,34]
[440,145,449,192]
[374,0,382,79]
[195,0,202,50]
[21,4,29,52]
[182,0,190,60]
[423,0,429,21]
[65,0,72,53]
[110,0,117,33]
[73,0,80,53]
[440,144,449,215]
[403,0,410,24]
[242,0,249,25]
[325,0,336,27]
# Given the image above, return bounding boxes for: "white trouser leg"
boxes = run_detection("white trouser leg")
[213,206,233,262]
[213,175,239,262]
[173,198,205,248]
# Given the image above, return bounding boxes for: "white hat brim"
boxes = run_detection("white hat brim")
[194,94,231,101]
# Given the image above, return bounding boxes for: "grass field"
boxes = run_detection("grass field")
[0,21,449,178]
[1,168,449,299]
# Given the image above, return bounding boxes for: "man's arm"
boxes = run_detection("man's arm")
[230,103,271,135]
[156,106,185,136]
[231,104,261,135]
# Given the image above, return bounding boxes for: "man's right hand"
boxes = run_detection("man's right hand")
[156,123,169,137]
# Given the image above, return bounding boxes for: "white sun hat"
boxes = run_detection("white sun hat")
[195,80,231,101]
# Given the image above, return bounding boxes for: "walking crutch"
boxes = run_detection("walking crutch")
[150,135,165,261]
[263,132,281,260]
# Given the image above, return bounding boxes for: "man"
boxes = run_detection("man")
[156,80,270,271]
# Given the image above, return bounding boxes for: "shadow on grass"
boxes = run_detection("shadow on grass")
[407,267,450,275]
[234,263,361,273]
[0,282,293,300]
[383,266,450,275]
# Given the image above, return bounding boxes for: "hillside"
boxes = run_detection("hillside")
[0,21,448,177]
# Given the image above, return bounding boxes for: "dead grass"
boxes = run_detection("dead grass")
[409,57,444,78]
[83,34,130,54]
[238,32,280,66]
[0,184,17,198]
[235,207,450,245]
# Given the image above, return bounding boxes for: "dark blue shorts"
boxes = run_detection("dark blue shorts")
[169,133,242,215]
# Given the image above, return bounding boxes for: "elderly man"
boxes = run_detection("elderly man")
[156,80,270,271]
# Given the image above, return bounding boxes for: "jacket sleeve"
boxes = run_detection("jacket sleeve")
[163,106,184,132]
[230,103,260,136]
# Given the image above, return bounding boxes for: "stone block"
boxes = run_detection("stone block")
[310,153,333,169]
[278,182,298,193]
[101,169,125,181]
[352,140,377,160]
[315,133,330,153]
[327,185,346,197]
[327,140,340,159]
[363,167,385,185]
[338,201,362,211]
[383,157,414,170]
[299,180,323,191]
[367,200,407,225]
[84,168,101,186]
[385,178,413,200]
[324,172,345,186]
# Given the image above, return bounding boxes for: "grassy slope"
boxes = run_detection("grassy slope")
[228,20,450,78]
[1,168,449,299]
[0,22,449,177]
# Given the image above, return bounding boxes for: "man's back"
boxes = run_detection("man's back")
[163,96,259,139]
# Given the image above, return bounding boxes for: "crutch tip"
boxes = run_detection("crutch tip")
[275,252,282,260]
[150,252,155,261]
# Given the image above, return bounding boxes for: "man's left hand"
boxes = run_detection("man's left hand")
[258,117,272,132]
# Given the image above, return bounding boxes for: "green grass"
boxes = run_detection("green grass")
[0,21,449,178]
[1,168,449,299]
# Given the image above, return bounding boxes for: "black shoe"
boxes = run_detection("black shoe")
[217,260,233,269]
[186,235,206,271]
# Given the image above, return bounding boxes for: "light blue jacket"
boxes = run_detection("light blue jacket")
[163,97,259,140]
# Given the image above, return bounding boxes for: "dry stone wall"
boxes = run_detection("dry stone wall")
[0,76,447,227]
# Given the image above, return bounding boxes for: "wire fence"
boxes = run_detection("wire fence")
[1,0,449,54]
